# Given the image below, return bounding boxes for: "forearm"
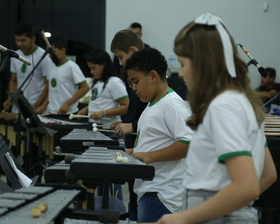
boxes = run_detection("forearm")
[65,89,88,106]
[257,90,277,99]
[149,141,188,163]
[180,182,259,224]
[9,79,17,93]
[34,85,48,107]
[78,106,88,115]
[259,147,277,194]
[103,105,128,116]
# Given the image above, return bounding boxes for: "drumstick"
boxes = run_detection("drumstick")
[40,113,54,117]
[69,113,111,120]
[116,152,123,162]
[92,123,110,128]
[93,128,137,135]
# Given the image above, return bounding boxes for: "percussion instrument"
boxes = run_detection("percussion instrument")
[59,129,119,153]
[44,146,155,210]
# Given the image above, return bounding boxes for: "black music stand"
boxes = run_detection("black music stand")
[0,135,38,190]
[7,91,57,178]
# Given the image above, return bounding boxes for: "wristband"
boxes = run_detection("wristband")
[102,109,106,116]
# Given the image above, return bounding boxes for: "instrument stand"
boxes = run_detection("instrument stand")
[7,91,57,178]
[0,135,38,190]
[5,47,57,178]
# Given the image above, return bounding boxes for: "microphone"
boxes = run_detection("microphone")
[41,31,60,65]
[238,44,267,77]
[0,44,32,66]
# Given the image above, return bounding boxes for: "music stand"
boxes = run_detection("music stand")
[0,135,38,190]
[7,91,57,178]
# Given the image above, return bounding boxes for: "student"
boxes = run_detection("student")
[256,67,280,112]
[113,23,150,76]
[110,30,148,221]
[77,48,129,127]
[38,34,89,114]
[110,30,148,146]
[157,13,277,224]
[3,21,55,113]
[123,47,193,223]
[129,22,151,48]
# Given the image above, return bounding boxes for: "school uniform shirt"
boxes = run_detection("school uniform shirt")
[88,76,128,126]
[10,46,55,113]
[46,60,87,114]
[133,88,193,214]
[184,90,266,191]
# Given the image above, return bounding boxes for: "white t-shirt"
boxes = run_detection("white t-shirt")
[184,90,266,191]
[88,76,128,125]
[46,60,86,114]
[133,88,193,213]
[10,46,55,112]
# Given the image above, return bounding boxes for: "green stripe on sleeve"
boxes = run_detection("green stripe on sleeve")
[218,151,252,164]
[178,139,190,144]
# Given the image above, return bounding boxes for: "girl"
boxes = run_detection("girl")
[78,48,129,129]
[157,13,277,224]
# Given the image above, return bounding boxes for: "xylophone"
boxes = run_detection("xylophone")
[69,147,154,180]
[59,129,119,153]
[0,184,119,224]
[39,115,95,134]
[264,114,280,137]
[44,146,155,210]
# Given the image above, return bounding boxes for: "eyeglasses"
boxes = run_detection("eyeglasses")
[127,80,139,87]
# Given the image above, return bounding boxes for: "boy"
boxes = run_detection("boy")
[123,47,193,223]
[3,21,55,113]
[110,30,148,150]
[109,30,148,221]
[38,34,89,114]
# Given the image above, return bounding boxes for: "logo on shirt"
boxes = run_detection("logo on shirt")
[134,130,140,148]
[21,64,26,73]
[91,88,98,101]
[51,78,57,87]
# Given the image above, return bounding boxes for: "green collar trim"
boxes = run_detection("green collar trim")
[149,88,174,107]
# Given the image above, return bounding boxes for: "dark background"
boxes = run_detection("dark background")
[0,0,106,109]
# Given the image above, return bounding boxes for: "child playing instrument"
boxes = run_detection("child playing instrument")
[77,48,129,127]
[41,34,89,114]
[124,47,194,223]
[157,13,277,224]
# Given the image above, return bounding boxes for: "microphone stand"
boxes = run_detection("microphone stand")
[7,48,54,179]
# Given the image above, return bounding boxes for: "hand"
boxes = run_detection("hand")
[132,152,153,164]
[3,99,13,111]
[58,103,70,114]
[89,110,103,120]
[110,120,122,130]
[114,123,133,136]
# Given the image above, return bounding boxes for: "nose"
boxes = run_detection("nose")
[131,84,137,91]
[119,59,124,66]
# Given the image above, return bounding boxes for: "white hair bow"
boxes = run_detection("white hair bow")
[195,13,237,78]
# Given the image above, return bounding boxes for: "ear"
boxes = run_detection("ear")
[129,46,139,53]
[31,35,36,43]
[149,70,159,84]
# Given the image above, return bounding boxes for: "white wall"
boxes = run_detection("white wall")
[105,0,280,88]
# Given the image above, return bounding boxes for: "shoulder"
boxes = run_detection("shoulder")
[208,91,251,117]
[108,76,124,84]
